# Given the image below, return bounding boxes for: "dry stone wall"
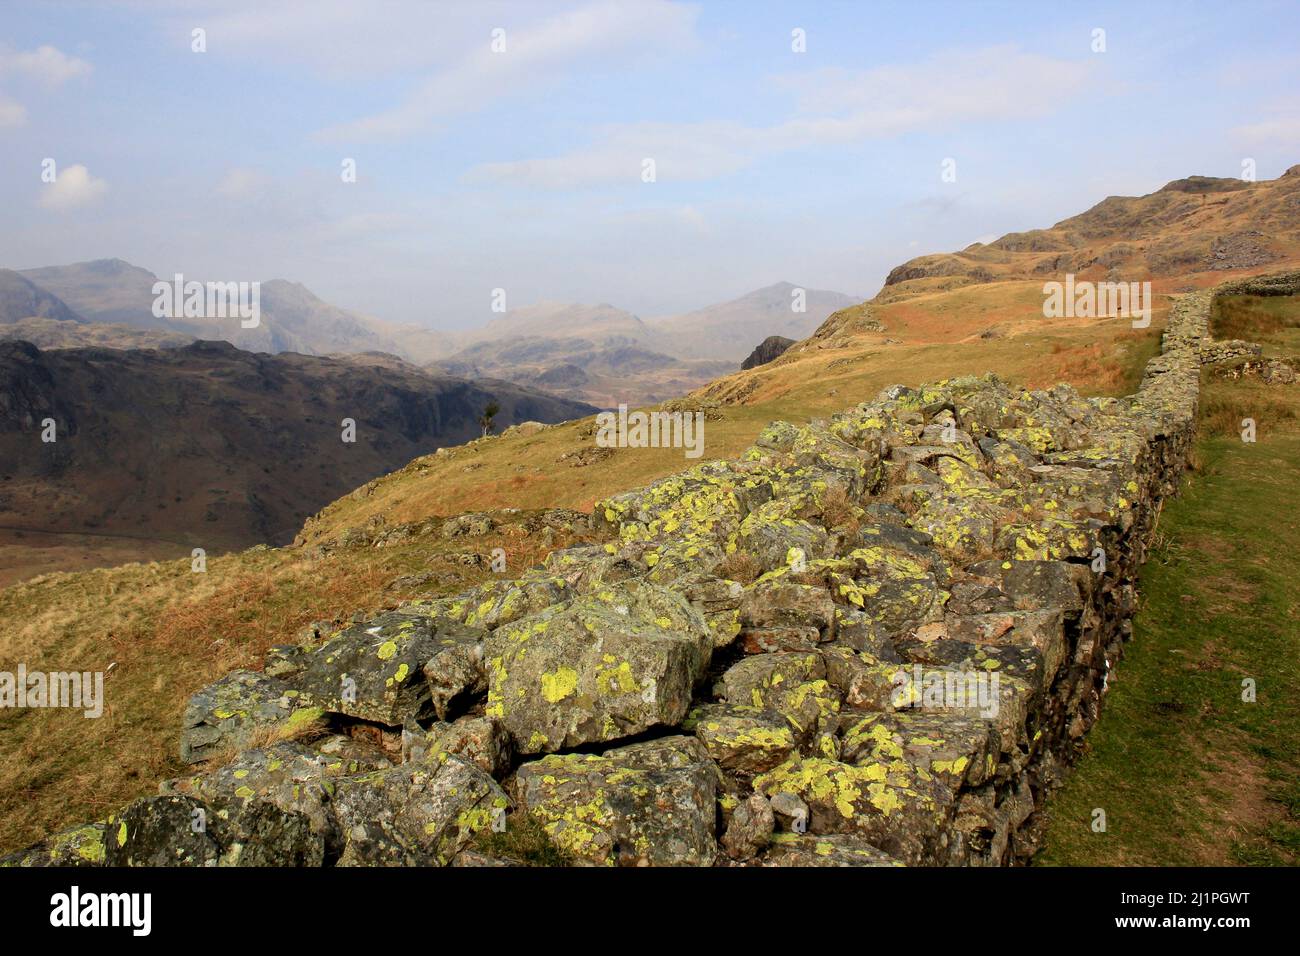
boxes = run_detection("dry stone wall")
[4,286,1243,869]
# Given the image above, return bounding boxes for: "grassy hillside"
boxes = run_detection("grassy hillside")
[1038,293,1300,865]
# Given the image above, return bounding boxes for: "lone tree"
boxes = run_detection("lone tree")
[478,401,500,437]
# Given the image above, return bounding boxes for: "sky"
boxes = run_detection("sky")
[1,0,1298,330]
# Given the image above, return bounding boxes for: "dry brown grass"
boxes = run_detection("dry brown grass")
[202,709,333,771]
[817,486,861,534]
[714,550,762,585]
[0,518,597,853]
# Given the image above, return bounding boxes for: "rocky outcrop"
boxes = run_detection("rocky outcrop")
[741,335,796,370]
[8,275,1270,868]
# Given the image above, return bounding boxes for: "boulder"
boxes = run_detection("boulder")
[295,612,486,725]
[762,832,904,867]
[514,737,718,866]
[331,751,508,867]
[485,583,711,754]
[104,793,323,867]
[179,669,308,765]
[721,793,774,860]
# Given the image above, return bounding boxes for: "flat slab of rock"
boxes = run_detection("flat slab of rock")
[295,612,486,725]
[762,832,904,867]
[331,751,508,866]
[104,793,324,867]
[514,736,718,866]
[179,669,310,765]
[485,583,711,754]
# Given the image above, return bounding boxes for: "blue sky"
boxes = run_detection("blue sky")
[1,0,1298,329]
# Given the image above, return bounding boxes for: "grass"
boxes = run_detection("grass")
[0,517,597,853]
[1037,294,1300,866]
[472,813,573,866]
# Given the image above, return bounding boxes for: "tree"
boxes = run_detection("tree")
[478,401,500,437]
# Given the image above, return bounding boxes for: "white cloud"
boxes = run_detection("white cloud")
[0,92,25,127]
[38,164,108,210]
[0,44,92,85]
[469,45,1094,188]
[317,0,699,141]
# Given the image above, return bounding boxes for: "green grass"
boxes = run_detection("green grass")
[1038,297,1300,866]
[472,814,573,866]
[1211,293,1300,350]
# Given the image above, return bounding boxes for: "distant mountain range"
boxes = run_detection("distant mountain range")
[647,282,858,360]
[0,260,859,405]
[0,339,593,549]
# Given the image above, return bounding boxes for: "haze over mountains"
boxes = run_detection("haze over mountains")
[0,259,858,404]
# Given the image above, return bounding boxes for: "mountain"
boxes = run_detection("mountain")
[880,165,1300,299]
[0,339,593,550]
[429,290,857,405]
[649,282,860,361]
[19,258,165,327]
[468,301,656,346]
[13,264,860,403]
[0,269,84,325]
[17,260,411,356]
[193,278,399,355]
[431,333,732,407]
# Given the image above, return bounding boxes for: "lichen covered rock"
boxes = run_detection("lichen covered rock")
[514,737,718,866]
[485,582,712,754]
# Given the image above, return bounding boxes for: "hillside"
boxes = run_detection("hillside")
[879,165,1300,300]
[0,340,592,585]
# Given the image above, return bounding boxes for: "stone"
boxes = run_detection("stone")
[163,736,391,857]
[179,669,307,765]
[687,703,798,774]
[104,793,324,867]
[762,832,904,867]
[0,823,107,867]
[416,716,512,778]
[768,791,811,832]
[754,755,955,865]
[331,751,508,867]
[721,793,774,860]
[294,612,486,726]
[485,582,712,754]
[514,737,718,866]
